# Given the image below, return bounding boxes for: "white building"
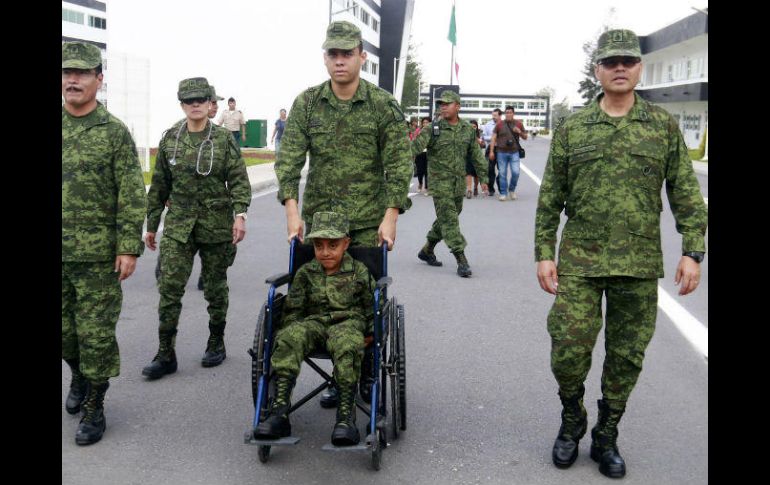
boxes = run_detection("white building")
[637,8,708,156]
[410,90,550,132]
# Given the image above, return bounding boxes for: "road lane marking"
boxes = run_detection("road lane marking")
[522,161,708,358]
[656,288,708,357]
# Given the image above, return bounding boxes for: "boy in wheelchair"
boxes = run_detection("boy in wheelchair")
[254,212,375,446]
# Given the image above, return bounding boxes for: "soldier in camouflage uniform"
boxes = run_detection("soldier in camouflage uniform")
[154,84,226,291]
[534,29,708,478]
[412,90,488,277]
[275,20,412,407]
[254,212,375,446]
[142,77,252,380]
[62,42,147,445]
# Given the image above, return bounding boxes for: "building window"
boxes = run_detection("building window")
[482,100,502,109]
[362,59,369,73]
[686,59,692,79]
[371,62,378,75]
[372,18,379,32]
[667,65,673,82]
[62,8,84,25]
[89,15,107,30]
[528,101,544,110]
[461,100,479,108]
[345,0,358,18]
[361,9,369,25]
[420,97,429,107]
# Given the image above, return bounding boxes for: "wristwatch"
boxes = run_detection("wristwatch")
[235,212,248,221]
[682,251,704,263]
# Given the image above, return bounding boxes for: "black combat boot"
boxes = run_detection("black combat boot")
[552,387,588,468]
[590,399,627,478]
[254,376,295,439]
[417,241,443,267]
[320,385,339,408]
[359,347,375,403]
[142,331,178,379]
[331,384,360,446]
[201,326,226,367]
[64,358,89,415]
[453,251,472,277]
[75,381,109,446]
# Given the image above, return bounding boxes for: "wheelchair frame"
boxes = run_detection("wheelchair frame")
[244,238,406,470]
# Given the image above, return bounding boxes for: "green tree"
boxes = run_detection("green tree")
[551,97,571,128]
[400,38,423,115]
[577,38,603,104]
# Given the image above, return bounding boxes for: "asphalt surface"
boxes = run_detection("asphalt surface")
[62,136,708,484]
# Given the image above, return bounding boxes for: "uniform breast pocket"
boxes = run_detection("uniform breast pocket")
[629,147,664,211]
[327,274,359,310]
[567,148,601,195]
[352,123,378,152]
[308,127,335,155]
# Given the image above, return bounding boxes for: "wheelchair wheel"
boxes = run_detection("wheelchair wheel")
[251,304,267,407]
[388,299,400,440]
[397,304,407,431]
[258,445,271,463]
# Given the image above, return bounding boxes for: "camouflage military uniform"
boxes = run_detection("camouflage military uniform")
[275,78,413,246]
[535,90,707,405]
[411,108,488,255]
[271,251,374,387]
[62,100,146,381]
[146,79,252,356]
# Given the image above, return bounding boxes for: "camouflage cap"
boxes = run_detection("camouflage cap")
[305,212,349,240]
[177,77,211,101]
[62,41,102,69]
[437,90,461,104]
[594,29,642,62]
[322,21,362,50]
[209,85,224,101]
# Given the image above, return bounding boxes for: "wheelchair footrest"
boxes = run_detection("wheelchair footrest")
[244,431,301,446]
[320,442,370,453]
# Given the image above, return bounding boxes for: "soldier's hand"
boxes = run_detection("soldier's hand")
[481,183,489,193]
[675,256,701,296]
[115,255,137,281]
[232,217,246,245]
[145,232,157,251]
[489,151,496,161]
[378,208,399,251]
[537,260,559,295]
[287,215,304,243]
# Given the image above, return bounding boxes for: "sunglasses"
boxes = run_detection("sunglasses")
[598,56,640,68]
[182,97,209,105]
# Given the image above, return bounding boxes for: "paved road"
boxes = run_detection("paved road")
[62,136,708,484]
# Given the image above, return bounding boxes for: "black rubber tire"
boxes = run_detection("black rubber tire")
[397,305,407,431]
[251,304,267,407]
[258,445,270,463]
[388,299,400,440]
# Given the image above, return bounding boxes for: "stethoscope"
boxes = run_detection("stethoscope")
[169,120,215,176]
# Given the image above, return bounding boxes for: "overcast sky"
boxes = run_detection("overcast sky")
[107,0,707,144]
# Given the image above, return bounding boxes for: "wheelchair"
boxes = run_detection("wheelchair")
[244,238,407,470]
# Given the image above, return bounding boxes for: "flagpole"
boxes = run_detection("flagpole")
[450,44,454,84]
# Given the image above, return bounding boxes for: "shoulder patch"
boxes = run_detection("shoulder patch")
[389,100,405,122]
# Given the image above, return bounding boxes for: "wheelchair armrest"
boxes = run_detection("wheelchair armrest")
[265,272,291,287]
[375,276,392,289]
